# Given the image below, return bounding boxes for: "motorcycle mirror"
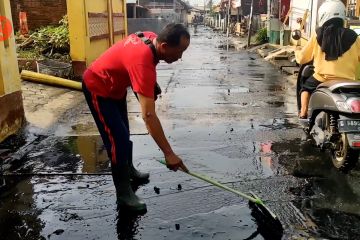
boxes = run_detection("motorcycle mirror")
[289,55,297,63]
[292,30,302,40]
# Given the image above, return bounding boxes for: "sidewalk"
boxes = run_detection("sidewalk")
[230,36,299,72]
[230,36,299,85]
[20,79,147,137]
[21,81,86,131]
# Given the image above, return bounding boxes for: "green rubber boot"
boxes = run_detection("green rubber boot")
[128,141,150,183]
[112,165,147,213]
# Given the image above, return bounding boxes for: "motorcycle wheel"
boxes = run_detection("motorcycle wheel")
[332,133,359,173]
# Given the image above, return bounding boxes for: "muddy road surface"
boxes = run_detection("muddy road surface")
[1,26,360,240]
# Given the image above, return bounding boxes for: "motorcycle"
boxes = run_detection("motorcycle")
[296,63,360,172]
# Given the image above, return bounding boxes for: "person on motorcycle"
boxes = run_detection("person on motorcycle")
[295,0,360,119]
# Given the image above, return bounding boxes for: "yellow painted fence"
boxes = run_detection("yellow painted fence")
[0,0,25,142]
[66,0,127,77]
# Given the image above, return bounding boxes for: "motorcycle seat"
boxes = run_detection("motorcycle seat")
[317,80,360,92]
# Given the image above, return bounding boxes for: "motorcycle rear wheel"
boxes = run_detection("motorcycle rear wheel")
[332,133,359,173]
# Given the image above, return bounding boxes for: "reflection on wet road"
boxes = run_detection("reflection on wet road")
[1,26,360,239]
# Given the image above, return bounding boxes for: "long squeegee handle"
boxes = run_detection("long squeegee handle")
[157,160,262,205]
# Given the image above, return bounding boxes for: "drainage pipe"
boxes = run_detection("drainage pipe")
[20,70,82,91]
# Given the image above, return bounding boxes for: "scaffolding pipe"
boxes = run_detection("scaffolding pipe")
[20,70,82,91]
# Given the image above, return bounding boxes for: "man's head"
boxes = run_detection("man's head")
[156,23,190,63]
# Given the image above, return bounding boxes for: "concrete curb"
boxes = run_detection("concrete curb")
[229,37,299,88]
[230,37,300,77]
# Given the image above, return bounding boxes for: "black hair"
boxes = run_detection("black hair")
[157,23,190,47]
[316,17,357,61]
[322,17,344,28]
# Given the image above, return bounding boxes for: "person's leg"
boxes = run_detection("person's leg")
[300,91,310,118]
[116,97,149,183]
[299,76,322,119]
[82,82,146,212]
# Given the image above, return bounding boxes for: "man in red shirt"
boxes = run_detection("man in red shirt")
[82,24,190,213]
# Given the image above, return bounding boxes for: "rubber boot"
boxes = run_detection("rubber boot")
[128,141,150,183]
[112,165,147,213]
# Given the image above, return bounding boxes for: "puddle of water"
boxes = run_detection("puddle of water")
[0,177,46,240]
[1,135,110,175]
[210,140,282,179]
[259,118,298,130]
[259,142,280,176]
[220,56,227,61]
[170,86,217,108]
[268,85,287,92]
[141,204,273,240]
[54,124,100,137]
[218,44,235,49]
[169,86,250,108]
[0,120,331,239]
[266,101,285,108]
[248,63,261,67]
[249,73,266,80]
[219,87,249,94]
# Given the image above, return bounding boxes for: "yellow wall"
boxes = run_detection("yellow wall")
[67,0,127,70]
[84,0,109,65]
[115,0,127,41]
[0,0,25,143]
[0,0,21,95]
[66,0,87,63]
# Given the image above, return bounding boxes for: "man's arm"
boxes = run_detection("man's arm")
[137,93,188,172]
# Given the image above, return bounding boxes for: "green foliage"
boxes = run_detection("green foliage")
[30,15,69,53]
[17,49,40,59]
[255,28,268,44]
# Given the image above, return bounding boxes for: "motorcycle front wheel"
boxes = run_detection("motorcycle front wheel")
[332,133,359,173]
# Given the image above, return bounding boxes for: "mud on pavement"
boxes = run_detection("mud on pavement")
[1,26,360,240]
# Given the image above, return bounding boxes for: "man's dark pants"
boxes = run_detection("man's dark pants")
[82,81,130,173]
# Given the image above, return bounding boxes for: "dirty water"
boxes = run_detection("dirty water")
[1,26,360,240]
[0,134,284,240]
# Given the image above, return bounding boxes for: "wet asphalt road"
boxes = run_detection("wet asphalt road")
[1,26,360,240]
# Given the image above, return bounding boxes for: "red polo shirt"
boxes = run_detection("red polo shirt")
[83,32,158,99]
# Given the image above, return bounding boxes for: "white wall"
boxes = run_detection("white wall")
[150,9,181,22]
[290,0,325,39]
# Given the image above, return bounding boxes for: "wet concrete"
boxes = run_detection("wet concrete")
[1,26,360,239]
